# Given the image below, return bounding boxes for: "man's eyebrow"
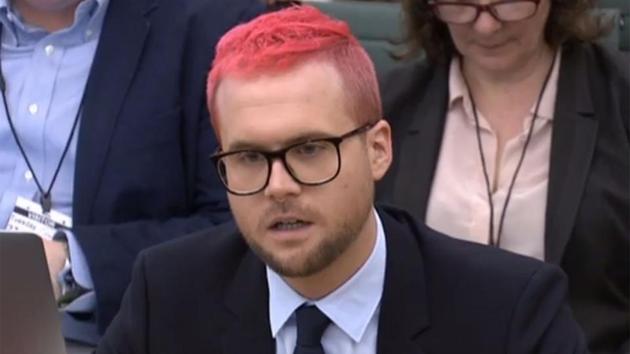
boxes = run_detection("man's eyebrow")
[226,130,338,152]
[225,140,267,152]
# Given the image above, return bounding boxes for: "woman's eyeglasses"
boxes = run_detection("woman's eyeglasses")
[428,0,540,24]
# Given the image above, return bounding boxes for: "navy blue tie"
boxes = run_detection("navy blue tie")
[293,305,331,354]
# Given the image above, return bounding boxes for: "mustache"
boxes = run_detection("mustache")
[257,201,318,228]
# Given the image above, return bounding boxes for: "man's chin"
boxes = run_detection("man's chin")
[263,252,327,278]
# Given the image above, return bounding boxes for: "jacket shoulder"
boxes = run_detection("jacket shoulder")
[380,204,556,288]
[153,0,263,13]
[139,221,250,286]
[568,42,630,139]
[582,42,630,81]
[380,59,434,111]
[564,42,629,99]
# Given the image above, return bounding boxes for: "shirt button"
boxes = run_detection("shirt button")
[24,170,33,181]
[28,103,38,115]
[44,44,54,56]
[85,29,93,38]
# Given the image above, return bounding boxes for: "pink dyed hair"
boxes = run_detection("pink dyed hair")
[207,5,382,137]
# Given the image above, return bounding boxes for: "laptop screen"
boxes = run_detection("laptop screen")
[0,232,66,354]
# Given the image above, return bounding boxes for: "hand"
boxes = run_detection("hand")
[42,238,68,300]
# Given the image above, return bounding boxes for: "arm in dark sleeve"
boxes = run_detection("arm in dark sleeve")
[73,214,227,333]
[96,252,150,354]
[507,264,589,354]
[72,0,264,334]
[75,93,229,333]
[618,340,630,354]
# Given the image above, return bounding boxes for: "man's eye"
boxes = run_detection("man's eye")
[294,142,328,157]
[236,152,264,164]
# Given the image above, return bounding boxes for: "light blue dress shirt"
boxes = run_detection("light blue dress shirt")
[0,0,108,340]
[267,208,387,354]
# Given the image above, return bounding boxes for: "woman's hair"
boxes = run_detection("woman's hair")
[400,0,613,62]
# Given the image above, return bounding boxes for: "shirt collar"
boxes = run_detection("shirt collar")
[535,50,561,121]
[448,51,562,124]
[267,208,387,343]
[0,0,109,45]
[0,0,107,13]
[448,56,467,110]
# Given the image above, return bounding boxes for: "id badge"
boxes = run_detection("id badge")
[6,196,73,240]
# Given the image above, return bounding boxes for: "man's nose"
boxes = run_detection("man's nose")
[263,159,302,199]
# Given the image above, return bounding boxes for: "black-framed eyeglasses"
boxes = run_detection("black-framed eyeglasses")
[211,122,376,196]
[428,0,540,24]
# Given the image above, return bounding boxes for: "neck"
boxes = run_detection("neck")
[12,0,81,32]
[284,211,378,300]
[462,44,555,96]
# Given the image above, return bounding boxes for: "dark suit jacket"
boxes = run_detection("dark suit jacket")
[96,205,588,354]
[377,42,629,353]
[69,0,263,333]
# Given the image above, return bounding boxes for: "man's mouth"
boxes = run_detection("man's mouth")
[269,218,312,231]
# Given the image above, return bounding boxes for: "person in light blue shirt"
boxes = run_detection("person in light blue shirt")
[0,0,264,344]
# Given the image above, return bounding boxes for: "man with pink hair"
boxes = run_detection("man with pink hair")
[97,6,587,354]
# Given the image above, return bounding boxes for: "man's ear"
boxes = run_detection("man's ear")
[366,119,392,181]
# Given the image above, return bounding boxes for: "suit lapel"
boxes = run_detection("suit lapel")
[221,252,275,354]
[377,210,430,354]
[392,63,449,220]
[221,212,432,354]
[545,44,597,264]
[73,0,152,224]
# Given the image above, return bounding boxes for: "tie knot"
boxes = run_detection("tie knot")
[295,305,330,348]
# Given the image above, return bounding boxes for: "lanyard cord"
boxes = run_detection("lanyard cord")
[0,25,84,213]
[463,51,557,247]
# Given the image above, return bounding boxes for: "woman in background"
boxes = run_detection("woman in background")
[378,0,629,352]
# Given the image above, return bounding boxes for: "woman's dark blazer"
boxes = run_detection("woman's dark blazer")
[377,42,629,353]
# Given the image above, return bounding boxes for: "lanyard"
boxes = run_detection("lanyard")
[462,51,557,247]
[0,25,84,213]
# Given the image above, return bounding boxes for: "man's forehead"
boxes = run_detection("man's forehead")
[215,61,355,150]
[225,126,349,152]
[215,61,344,109]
